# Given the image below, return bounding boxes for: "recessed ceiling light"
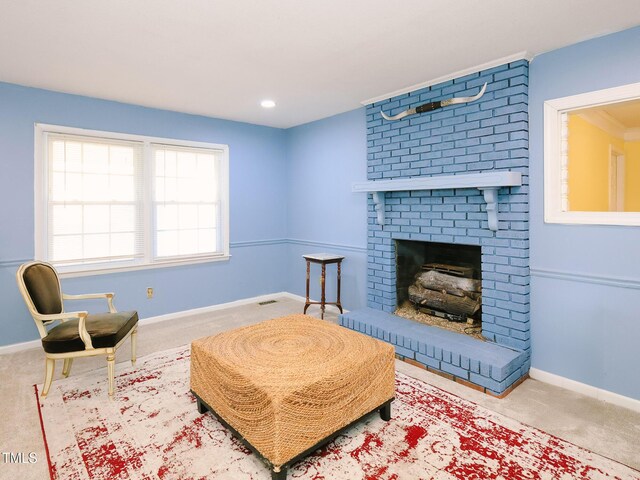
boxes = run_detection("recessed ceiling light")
[261,99,276,108]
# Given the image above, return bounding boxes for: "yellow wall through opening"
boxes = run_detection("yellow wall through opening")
[567,114,640,212]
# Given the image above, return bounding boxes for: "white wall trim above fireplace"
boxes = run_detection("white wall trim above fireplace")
[352,171,522,230]
[360,52,532,105]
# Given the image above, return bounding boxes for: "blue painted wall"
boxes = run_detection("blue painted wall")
[529,26,640,400]
[0,82,289,346]
[285,109,368,310]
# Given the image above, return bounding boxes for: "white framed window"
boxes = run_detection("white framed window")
[544,81,640,226]
[35,124,229,276]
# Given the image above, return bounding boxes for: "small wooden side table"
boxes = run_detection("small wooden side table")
[303,253,345,319]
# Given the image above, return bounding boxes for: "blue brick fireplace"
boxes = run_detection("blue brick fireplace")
[340,60,531,396]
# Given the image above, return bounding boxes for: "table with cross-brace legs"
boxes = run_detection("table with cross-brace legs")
[302,253,344,319]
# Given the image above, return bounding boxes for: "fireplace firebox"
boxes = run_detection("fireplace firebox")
[395,240,482,335]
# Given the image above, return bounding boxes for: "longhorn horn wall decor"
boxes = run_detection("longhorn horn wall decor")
[380,82,488,121]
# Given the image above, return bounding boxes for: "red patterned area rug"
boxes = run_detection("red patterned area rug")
[35,346,639,480]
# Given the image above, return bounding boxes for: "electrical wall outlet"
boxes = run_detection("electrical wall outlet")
[147,287,154,299]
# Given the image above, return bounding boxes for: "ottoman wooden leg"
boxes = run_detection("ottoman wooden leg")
[272,467,287,480]
[197,398,208,414]
[380,402,391,421]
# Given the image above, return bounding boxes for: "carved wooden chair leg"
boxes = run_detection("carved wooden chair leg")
[42,358,55,398]
[131,327,138,365]
[62,358,74,378]
[107,354,115,397]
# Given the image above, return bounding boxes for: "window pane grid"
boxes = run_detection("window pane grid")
[153,145,221,259]
[46,134,144,266]
[39,127,228,272]
[49,205,142,263]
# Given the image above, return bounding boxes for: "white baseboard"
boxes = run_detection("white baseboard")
[0,291,347,356]
[529,367,640,413]
[139,291,345,326]
[277,292,307,303]
[0,338,41,355]
[137,291,297,326]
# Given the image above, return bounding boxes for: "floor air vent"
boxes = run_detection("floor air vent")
[258,300,278,306]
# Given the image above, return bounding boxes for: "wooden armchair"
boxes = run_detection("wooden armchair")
[16,261,138,398]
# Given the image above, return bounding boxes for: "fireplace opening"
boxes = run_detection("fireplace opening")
[395,240,483,339]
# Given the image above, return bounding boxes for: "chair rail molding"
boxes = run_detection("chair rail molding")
[531,267,640,289]
[352,171,522,231]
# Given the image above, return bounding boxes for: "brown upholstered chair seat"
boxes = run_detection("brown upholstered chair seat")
[41,311,138,354]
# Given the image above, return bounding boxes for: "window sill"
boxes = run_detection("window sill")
[544,211,640,226]
[56,254,231,279]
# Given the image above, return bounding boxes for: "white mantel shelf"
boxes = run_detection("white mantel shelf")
[352,171,522,231]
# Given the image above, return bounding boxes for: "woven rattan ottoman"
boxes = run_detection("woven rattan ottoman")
[190,314,395,480]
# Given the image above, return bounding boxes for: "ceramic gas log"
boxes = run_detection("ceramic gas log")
[408,266,481,322]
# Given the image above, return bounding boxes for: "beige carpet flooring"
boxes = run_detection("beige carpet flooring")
[0,296,638,479]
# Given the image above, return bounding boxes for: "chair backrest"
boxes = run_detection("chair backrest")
[17,261,63,316]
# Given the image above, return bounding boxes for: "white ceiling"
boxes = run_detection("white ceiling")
[1,1,639,129]
[601,100,640,129]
